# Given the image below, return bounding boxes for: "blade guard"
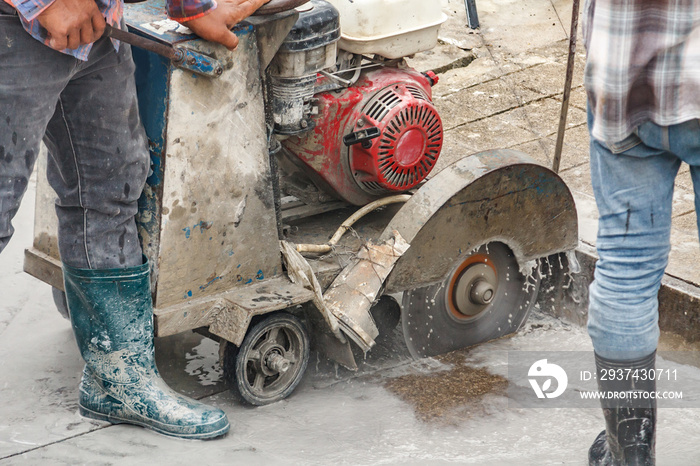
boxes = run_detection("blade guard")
[379,149,578,293]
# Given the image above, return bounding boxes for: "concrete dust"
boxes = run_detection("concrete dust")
[384,351,508,422]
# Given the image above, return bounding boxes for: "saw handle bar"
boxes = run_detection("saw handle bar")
[104,24,224,78]
[107,0,311,77]
[253,0,311,15]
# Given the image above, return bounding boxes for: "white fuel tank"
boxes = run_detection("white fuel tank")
[323,0,447,59]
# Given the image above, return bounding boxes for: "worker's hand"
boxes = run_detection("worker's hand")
[36,0,106,51]
[183,0,270,50]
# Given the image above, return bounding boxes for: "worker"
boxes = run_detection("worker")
[583,0,700,464]
[0,0,268,439]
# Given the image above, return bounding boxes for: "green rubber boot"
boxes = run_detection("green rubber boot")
[63,260,230,440]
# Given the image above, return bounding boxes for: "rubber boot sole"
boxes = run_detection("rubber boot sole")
[79,403,230,440]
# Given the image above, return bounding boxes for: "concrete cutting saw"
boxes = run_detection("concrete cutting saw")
[24,0,578,405]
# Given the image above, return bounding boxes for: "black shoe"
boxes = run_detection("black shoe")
[588,352,656,466]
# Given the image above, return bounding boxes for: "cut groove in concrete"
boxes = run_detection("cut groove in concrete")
[432,54,477,75]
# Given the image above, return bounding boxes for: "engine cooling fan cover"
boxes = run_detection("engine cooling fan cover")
[349,83,443,194]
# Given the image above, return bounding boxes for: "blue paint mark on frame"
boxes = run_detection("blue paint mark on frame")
[199,276,222,291]
[182,221,213,238]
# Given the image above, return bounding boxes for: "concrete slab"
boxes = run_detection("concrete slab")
[496,97,587,138]
[557,122,590,152]
[554,84,588,112]
[4,305,700,465]
[0,174,37,337]
[438,130,481,172]
[674,211,699,233]
[440,78,543,123]
[430,57,507,97]
[432,96,482,132]
[668,228,700,287]
[475,0,570,55]
[510,61,569,97]
[559,162,594,197]
[509,131,588,172]
[449,118,537,155]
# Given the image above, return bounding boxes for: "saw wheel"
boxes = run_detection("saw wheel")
[223,312,310,406]
[401,242,540,358]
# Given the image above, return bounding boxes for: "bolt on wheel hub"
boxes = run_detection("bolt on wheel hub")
[448,254,498,320]
[266,352,291,374]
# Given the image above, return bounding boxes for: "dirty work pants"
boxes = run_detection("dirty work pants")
[0,15,149,269]
[587,110,700,360]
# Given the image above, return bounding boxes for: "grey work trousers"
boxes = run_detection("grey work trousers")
[0,14,148,269]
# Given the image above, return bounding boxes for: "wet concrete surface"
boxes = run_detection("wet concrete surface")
[2,181,699,464]
[3,0,700,464]
[3,255,700,465]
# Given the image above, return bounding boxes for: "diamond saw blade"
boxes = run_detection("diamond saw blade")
[401,242,539,358]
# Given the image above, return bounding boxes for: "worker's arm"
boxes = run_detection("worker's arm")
[168,0,270,50]
[10,0,105,50]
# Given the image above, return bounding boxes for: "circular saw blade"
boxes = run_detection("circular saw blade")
[401,243,539,359]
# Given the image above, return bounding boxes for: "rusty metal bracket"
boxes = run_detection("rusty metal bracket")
[552,0,580,173]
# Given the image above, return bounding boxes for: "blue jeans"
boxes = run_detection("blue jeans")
[0,14,148,269]
[587,110,700,360]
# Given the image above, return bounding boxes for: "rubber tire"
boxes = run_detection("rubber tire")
[52,287,70,320]
[401,242,540,358]
[224,312,310,406]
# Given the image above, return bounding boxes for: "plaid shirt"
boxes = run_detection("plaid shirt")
[4,0,215,61]
[583,0,700,143]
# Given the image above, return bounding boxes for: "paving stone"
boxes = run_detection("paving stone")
[405,42,475,75]
[431,57,504,97]
[509,132,588,172]
[450,117,537,154]
[553,85,588,112]
[433,94,483,131]
[559,122,590,151]
[672,186,697,218]
[440,0,482,50]
[437,128,480,171]
[668,227,700,286]
[559,162,594,197]
[496,97,587,138]
[476,0,569,55]
[438,78,543,126]
[508,138,554,168]
[510,62,568,96]
[675,167,696,192]
[673,211,699,234]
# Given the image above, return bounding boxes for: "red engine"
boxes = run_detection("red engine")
[282,67,444,206]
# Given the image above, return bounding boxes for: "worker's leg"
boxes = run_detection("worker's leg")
[43,34,149,270]
[586,113,682,466]
[43,33,230,439]
[0,14,74,255]
[587,121,679,361]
